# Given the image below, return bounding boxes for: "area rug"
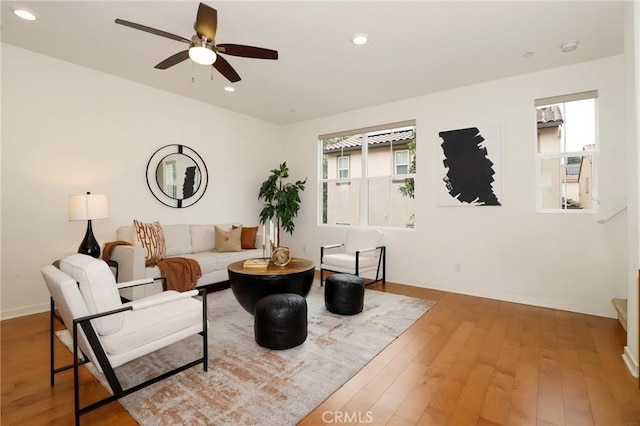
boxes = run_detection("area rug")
[58,282,435,425]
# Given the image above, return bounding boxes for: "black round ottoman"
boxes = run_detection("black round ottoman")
[254,293,307,350]
[325,274,365,315]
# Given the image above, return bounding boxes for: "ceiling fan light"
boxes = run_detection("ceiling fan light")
[189,46,216,65]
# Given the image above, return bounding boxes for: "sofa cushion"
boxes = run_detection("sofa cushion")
[116,226,134,244]
[133,220,166,264]
[162,225,192,256]
[212,250,261,270]
[182,252,218,275]
[190,225,216,253]
[233,225,258,249]
[215,225,242,252]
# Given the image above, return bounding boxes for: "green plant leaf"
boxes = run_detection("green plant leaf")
[258,163,306,236]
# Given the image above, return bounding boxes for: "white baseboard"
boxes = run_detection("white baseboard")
[0,302,49,321]
[623,346,640,378]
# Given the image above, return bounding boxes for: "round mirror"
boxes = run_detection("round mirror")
[156,153,202,200]
[146,145,208,208]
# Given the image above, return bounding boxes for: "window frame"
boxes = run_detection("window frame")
[319,120,416,230]
[337,155,350,179]
[394,149,410,175]
[534,91,599,214]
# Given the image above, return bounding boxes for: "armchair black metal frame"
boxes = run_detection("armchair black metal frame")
[49,275,208,426]
[320,244,386,287]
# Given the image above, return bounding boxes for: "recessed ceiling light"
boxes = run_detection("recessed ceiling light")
[12,7,37,21]
[352,34,368,45]
[561,40,579,53]
[224,86,235,92]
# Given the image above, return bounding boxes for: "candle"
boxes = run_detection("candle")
[269,221,274,244]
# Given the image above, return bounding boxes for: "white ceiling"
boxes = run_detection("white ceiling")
[0,1,625,125]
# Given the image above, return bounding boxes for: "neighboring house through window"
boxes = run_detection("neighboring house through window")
[535,91,598,212]
[395,149,410,175]
[337,155,350,178]
[320,120,416,228]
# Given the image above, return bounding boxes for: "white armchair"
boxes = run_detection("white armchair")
[320,228,386,286]
[42,254,208,425]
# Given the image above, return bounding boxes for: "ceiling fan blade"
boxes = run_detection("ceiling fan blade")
[155,50,190,69]
[194,3,217,41]
[217,44,278,60]
[115,19,190,43]
[213,55,241,83]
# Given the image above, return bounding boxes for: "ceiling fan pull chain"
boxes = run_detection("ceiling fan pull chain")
[191,61,195,83]
[211,67,214,81]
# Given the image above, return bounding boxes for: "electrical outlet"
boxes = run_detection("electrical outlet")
[455,263,461,272]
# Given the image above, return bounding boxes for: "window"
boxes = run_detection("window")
[395,150,409,175]
[320,120,416,229]
[162,160,178,198]
[535,91,598,212]
[337,155,350,178]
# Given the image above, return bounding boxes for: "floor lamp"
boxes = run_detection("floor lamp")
[69,192,109,258]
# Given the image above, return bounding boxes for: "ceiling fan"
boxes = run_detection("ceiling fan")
[115,3,278,83]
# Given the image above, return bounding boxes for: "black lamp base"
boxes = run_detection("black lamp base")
[78,220,101,258]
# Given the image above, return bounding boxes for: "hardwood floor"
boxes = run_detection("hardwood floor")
[2,282,638,425]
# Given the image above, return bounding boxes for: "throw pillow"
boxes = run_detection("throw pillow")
[133,220,166,265]
[215,225,242,252]
[232,225,258,249]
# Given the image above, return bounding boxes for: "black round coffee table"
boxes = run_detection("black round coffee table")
[228,258,314,314]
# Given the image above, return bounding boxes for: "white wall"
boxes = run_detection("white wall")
[1,44,282,319]
[284,55,628,320]
[623,0,640,378]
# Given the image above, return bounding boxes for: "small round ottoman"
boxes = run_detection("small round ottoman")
[254,293,307,350]
[324,274,365,315]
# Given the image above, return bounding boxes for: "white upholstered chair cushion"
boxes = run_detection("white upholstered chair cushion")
[41,265,101,369]
[320,253,380,273]
[344,228,383,254]
[102,294,203,367]
[60,254,124,336]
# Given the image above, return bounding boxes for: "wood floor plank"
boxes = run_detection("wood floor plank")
[479,342,519,425]
[445,362,495,425]
[368,361,428,422]
[395,376,443,423]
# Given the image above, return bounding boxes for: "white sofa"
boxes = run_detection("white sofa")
[111,224,263,298]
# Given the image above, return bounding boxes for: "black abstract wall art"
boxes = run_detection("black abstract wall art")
[438,125,502,206]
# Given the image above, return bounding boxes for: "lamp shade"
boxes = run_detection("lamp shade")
[69,193,109,221]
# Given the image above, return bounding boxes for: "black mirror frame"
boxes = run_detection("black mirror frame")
[146,144,208,208]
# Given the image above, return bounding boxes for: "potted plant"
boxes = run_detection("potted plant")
[258,162,306,250]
